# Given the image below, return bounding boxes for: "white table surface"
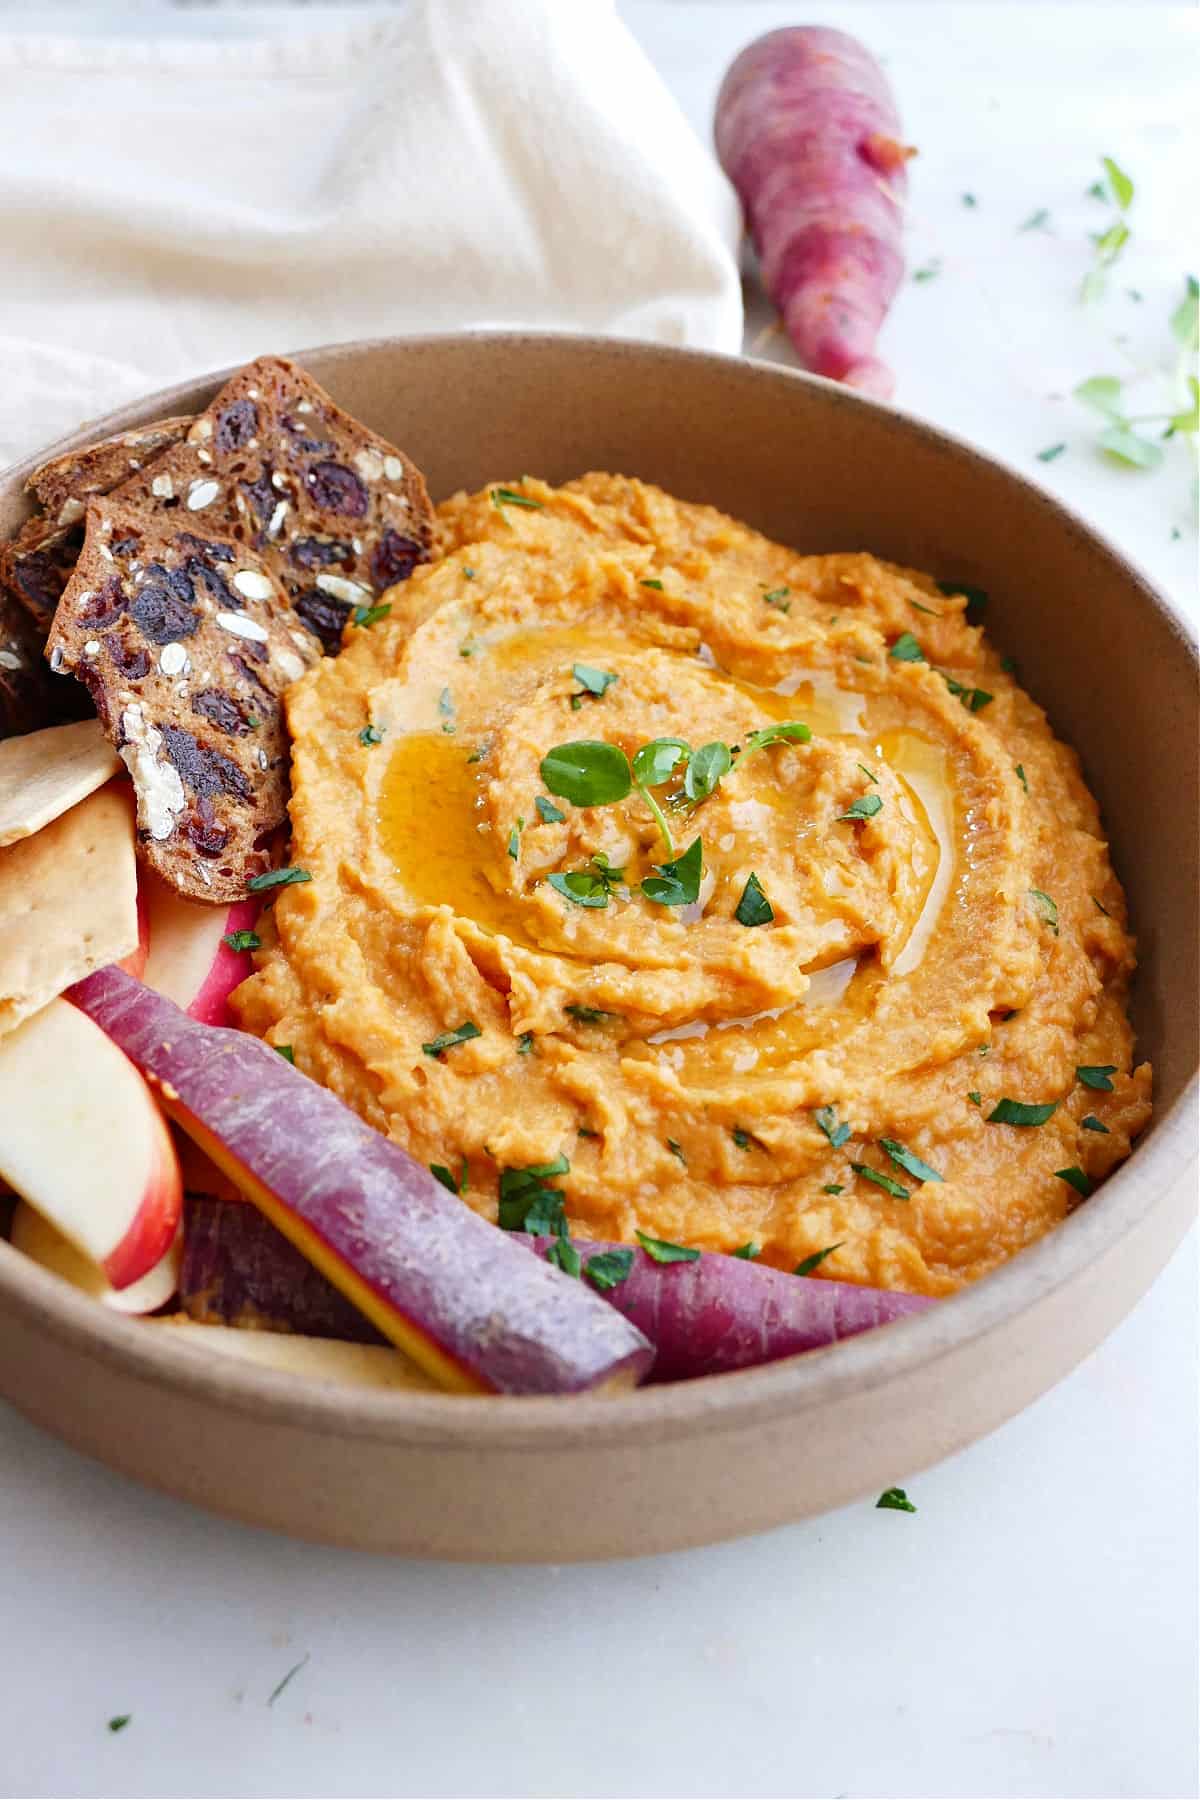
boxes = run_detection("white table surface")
[1,6,1196,1799]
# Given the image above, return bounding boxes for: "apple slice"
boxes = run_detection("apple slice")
[68,968,654,1396]
[118,883,150,980]
[0,997,182,1288]
[10,1200,180,1314]
[153,1319,437,1391]
[140,869,259,1025]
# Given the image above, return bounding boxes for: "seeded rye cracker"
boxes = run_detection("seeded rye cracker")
[27,416,194,528]
[0,415,194,638]
[45,498,320,902]
[109,356,435,652]
[0,584,82,738]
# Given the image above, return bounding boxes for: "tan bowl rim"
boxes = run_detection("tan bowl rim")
[1,330,1195,1452]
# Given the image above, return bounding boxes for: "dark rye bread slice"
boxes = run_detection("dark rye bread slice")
[110,356,435,653]
[45,497,319,902]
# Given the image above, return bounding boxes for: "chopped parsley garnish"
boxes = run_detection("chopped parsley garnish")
[822,1183,844,1195]
[548,852,624,909]
[642,836,703,907]
[274,1044,295,1064]
[490,486,543,511]
[1076,1064,1117,1091]
[1055,1165,1093,1198]
[636,1230,700,1264]
[540,739,632,807]
[107,1715,132,1734]
[762,585,791,611]
[909,597,939,615]
[912,260,941,283]
[546,1229,582,1278]
[1020,207,1051,232]
[987,1097,1058,1126]
[943,673,994,712]
[462,566,476,579]
[430,1158,467,1196]
[247,865,311,893]
[572,662,619,698]
[459,640,478,659]
[358,723,384,747]
[667,1138,687,1166]
[684,740,732,803]
[889,632,925,662]
[507,817,524,860]
[351,603,392,628]
[1171,274,1199,350]
[577,1125,599,1139]
[879,1138,943,1184]
[962,192,977,208]
[857,763,879,783]
[222,928,261,953]
[839,793,883,822]
[422,1020,482,1057]
[731,1126,767,1152]
[1037,443,1067,462]
[1101,154,1134,209]
[967,1091,982,1106]
[814,1104,851,1150]
[466,744,489,764]
[640,577,664,590]
[1028,888,1060,935]
[438,686,456,734]
[936,580,989,621]
[516,1031,535,1055]
[876,1487,916,1513]
[584,1248,634,1292]
[267,1655,310,1706]
[740,720,812,755]
[795,1243,843,1278]
[851,1161,911,1200]
[564,1003,617,1024]
[732,1241,760,1259]
[497,1155,569,1233]
[1015,763,1028,792]
[632,738,691,854]
[734,872,774,927]
[1081,1115,1110,1133]
[535,795,565,823]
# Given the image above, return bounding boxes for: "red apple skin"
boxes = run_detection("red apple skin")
[68,968,654,1396]
[140,872,259,1027]
[102,1096,182,1289]
[0,998,183,1289]
[187,899,258,1025]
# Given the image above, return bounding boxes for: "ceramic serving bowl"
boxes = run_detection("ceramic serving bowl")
[0,334,1195,1560]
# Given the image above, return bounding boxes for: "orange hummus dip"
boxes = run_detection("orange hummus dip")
[232,474,1151,1296]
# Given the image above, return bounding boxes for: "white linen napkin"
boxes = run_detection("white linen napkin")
[0,0,742,467]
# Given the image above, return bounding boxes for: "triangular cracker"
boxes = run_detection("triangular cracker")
[0,782,138,1036]
[0,717,120,845]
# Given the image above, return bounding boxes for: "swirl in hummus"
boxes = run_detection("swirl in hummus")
[232,475,1151,1296]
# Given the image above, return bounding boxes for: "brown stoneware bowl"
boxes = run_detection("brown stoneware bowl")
[0,335,1195,1559]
